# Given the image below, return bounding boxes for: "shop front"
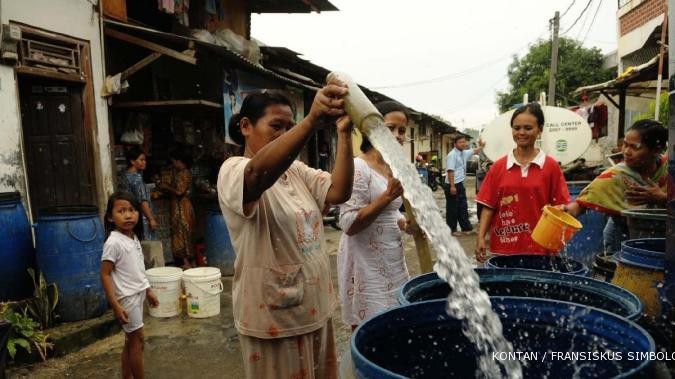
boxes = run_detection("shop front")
[103,21,315,266]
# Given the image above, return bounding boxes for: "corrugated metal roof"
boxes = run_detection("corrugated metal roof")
[250,0,338,13]
[573,55,665,96]
[104,19,320,92]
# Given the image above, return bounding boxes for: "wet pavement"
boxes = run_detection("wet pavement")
[9,179,480,379]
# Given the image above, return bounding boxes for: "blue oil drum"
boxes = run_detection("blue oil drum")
[352,297,655,378]
[398,269,643,320]
[486,254,588,276]
[204,208,235,276]
[0,192,35,301]
[565,181,608,269]
[35,206,107,322]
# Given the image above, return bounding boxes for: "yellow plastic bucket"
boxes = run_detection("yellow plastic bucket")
[531,206,582,253]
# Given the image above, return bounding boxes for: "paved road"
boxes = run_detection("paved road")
[10,179,480,378]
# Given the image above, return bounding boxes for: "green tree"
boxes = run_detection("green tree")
[497,38,614,112]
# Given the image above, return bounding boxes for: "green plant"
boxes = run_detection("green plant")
[4,307,52,361]
[633,92,669,126]
[25,268,59,329]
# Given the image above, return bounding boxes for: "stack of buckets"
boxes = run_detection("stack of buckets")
[145,266,223,318]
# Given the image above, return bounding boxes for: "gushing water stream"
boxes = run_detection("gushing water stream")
[363,122,523,378]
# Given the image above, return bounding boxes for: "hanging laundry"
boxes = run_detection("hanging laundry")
[175,0,190,26]
[588,103,608,140]
[158,0,175,14]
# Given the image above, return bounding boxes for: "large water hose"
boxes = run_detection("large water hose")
[327,72,434,273]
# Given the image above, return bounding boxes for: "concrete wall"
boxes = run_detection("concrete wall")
[0,0,113,216]
[618,0,666,36]
[617,0,665,70]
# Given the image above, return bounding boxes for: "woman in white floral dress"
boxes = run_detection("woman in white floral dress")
[338,101,411,330]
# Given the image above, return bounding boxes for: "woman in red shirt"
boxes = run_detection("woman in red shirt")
[475,103,570,262]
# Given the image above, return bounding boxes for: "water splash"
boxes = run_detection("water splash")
[364,123,522,378]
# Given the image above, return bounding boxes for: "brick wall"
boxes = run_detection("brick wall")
[619,0,667,36]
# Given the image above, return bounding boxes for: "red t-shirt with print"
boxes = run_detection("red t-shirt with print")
[476,155,571,255]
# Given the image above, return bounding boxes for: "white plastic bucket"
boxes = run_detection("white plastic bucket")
[183,267,223,318]
[145,267,183,318]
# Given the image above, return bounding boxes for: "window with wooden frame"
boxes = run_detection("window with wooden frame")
[18,27,85,78]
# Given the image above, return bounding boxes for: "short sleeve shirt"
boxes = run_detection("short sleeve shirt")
[118,172,150,204]
[101,231,149,299]
[476,152,570,254]
[217,157,335,339]
[445,148,474,184]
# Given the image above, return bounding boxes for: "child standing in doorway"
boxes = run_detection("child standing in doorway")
[101,191,159,379]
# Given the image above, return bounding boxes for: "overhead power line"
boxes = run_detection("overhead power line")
[371,28,550,90]
[446,74,508,114]
[581,0,604,44]
[370,55,512,90]
[560,0,577,19]
[561,0,594,35]
[576,0,595,40]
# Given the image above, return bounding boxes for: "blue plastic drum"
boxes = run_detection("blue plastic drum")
[204,207,235,276]
[0,192,35,301]
[398,269,643,320]
[565,181,608,269]
[486,254,589,276]
[35,206,107,322]
[352,297,655,378]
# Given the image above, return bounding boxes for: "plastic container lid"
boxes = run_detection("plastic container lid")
[146,267,183,282]
[0,192,21,202]
[39,205,98,216]
[621,209,667,221]
[183,267,221,282]
[617,238,665,270]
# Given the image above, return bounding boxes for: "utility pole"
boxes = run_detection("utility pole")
[547,11,560,106]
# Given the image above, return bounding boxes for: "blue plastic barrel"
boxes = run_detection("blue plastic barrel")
[613,239,666,318]
[35,206,107,322]
[486,254,589,276]
[398,269,643,320]
[352,297,655,379]
[0,192,35,301]
[566,181,607,269]
[204,208,235,276]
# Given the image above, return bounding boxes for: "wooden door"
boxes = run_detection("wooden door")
[102,0,128,22]
[19,79,95,215]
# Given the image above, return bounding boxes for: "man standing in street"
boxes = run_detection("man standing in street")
[445,135,485,236]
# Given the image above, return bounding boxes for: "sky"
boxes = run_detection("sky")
[251,0,618,131]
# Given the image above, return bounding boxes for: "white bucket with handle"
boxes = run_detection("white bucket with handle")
[145,267,183,318]
[183,267,223,318]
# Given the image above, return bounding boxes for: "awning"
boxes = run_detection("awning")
[573,55,666,97]
[618,13,665,59]
[103,19,320,92]
[250,0,338,13]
